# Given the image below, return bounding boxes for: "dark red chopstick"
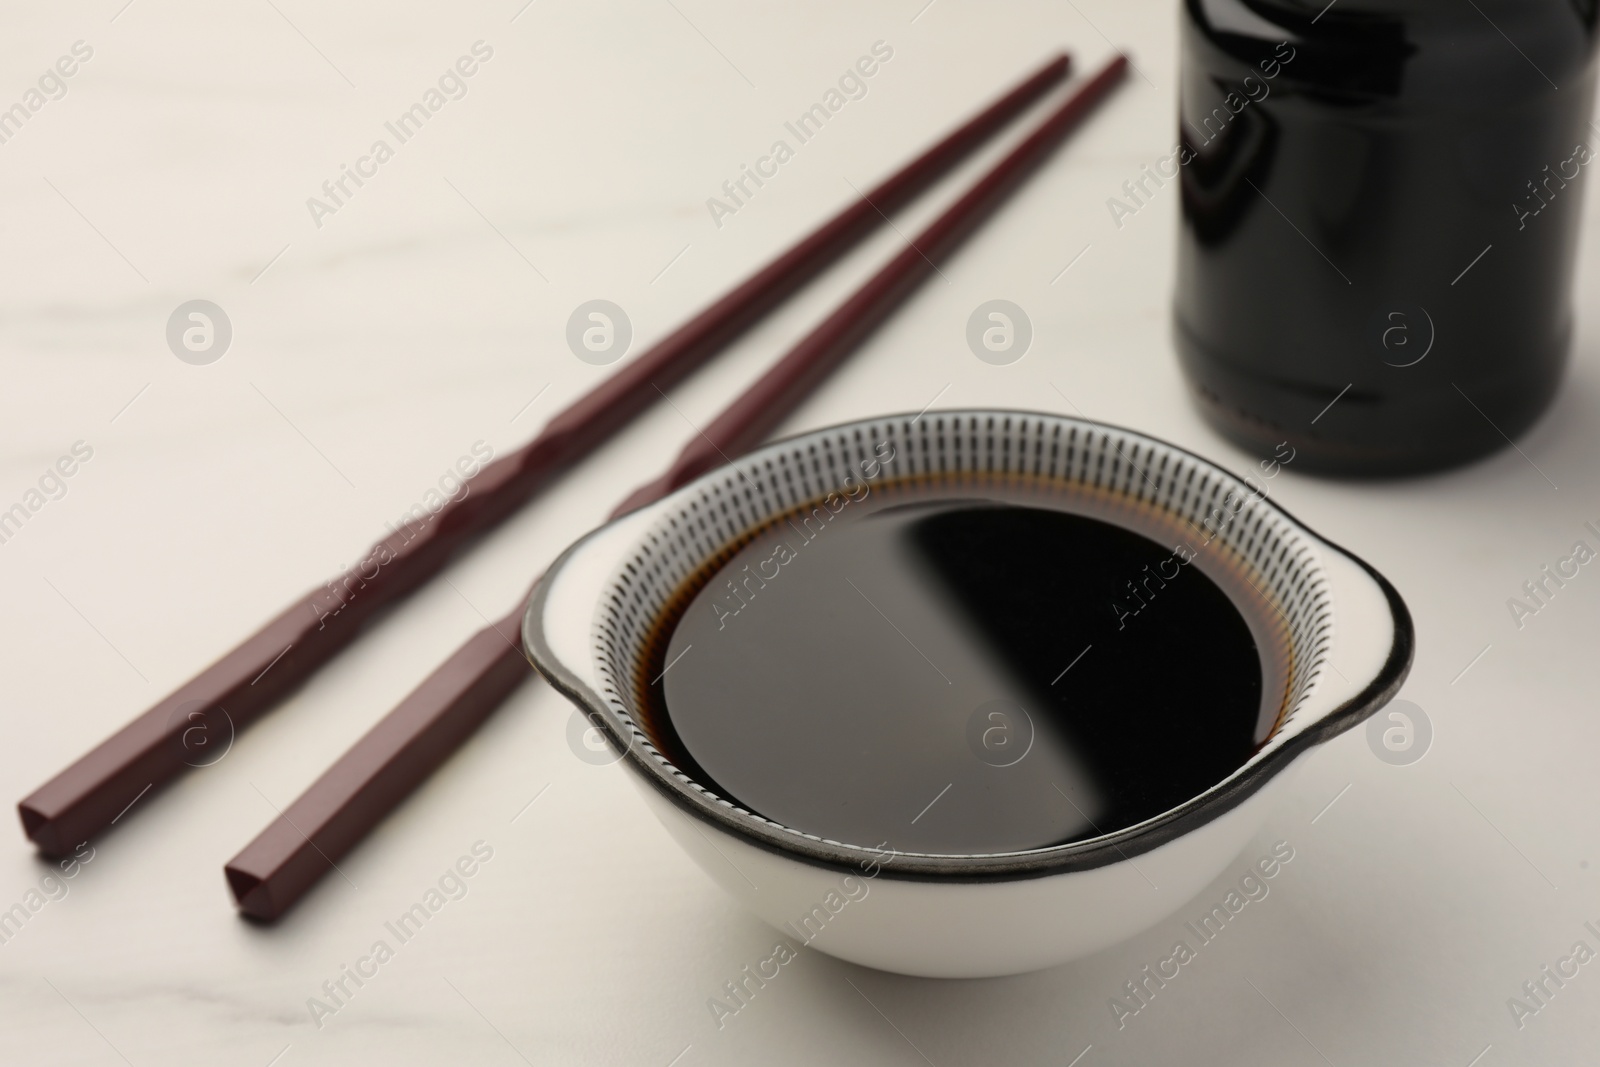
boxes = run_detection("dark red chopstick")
[17,54,1071,859]
[225,54,1130,921]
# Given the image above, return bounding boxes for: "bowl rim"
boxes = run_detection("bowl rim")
[523,409,1415,883]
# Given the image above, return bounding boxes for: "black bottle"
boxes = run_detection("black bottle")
[1174,0,1599,475]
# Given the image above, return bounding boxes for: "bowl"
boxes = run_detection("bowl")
[523,410,1413,977]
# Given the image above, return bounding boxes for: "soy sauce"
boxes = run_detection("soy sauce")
[1175,0,1599,475]
[647,499,1276,855]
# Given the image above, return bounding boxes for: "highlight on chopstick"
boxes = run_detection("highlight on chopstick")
[224,52,1130,922]
[17,52,1077,859]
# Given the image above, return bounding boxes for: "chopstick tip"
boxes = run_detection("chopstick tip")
[225,863,281,921]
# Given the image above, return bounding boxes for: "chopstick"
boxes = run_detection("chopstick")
[225,54,1130,921]
[17,54,1072,859]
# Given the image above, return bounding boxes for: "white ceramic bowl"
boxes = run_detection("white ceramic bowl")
[524,410,1413,977]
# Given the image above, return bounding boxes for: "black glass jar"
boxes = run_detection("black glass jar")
[1174,0,1599,475]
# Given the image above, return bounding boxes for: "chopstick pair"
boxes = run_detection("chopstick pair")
[19,51,1128,920]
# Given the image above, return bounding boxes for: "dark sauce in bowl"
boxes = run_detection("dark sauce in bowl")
[641,488,1289,856]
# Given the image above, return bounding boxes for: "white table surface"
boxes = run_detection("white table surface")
[3,2,1598,1064]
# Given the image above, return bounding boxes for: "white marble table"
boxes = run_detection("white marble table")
[3,1,1598,1063]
